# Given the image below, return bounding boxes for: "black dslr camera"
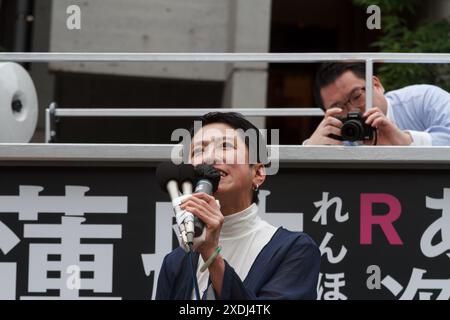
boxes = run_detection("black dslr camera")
[329,111,374,142]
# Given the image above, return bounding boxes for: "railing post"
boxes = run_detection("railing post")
[365,59,374,110]
[45,102,58,143]
[45,108,50,143]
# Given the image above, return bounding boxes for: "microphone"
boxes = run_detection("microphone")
[155,161,181,202]
[178,164,197,244]
[178,163,196,195]
[193,164,221,236]
[155,162,192,245]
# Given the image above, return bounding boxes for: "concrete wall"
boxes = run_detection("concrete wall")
[49,0,229,81]
[48,0,272,129]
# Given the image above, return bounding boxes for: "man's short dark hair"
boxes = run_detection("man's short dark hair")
[314,62,366,110]
[189,112,268,204]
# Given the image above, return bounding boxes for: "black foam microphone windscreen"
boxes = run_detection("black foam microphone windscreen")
[155,161,180,192]
[178,163,197,188]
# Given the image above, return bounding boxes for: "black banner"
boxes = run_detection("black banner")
[0,166,448,300]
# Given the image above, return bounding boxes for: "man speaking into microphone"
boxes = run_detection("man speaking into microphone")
[156,112,320,300]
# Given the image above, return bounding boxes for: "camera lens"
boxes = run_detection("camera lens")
[341,120,363,141]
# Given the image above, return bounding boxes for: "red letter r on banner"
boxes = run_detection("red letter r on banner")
[360,193,403,245]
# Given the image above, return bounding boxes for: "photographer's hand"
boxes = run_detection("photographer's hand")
[305,107,344,145]
[363,107,412,145]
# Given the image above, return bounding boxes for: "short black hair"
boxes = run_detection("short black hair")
[314,62,366,110]
[189,112,268,204]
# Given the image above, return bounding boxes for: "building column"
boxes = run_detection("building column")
[223,0,272,129]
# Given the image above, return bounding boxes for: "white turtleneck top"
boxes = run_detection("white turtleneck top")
[195,203,277,298]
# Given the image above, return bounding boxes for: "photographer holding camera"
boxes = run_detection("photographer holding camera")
[304,63,450,146]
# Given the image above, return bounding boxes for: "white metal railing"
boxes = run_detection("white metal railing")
[43,105,326,142]
[2,52,450,63]
[53,108,325,117]
[2,52,449,142]
[2,144,450,165]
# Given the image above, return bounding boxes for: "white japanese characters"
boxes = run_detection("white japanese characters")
[0,185,127,300]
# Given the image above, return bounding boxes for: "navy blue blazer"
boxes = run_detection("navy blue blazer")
[156,227,321,300]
